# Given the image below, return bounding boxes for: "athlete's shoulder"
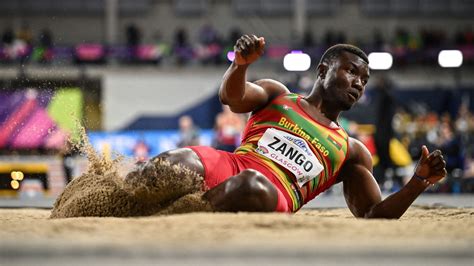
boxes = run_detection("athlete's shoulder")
[346,137,372,168]
[254,79,291,98]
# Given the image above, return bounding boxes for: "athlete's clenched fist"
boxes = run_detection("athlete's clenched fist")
[234,35,265,66]
[414,145,447,185]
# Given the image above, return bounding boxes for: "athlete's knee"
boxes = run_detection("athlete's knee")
[156,149,187,164]
[155,148,204,176]
[125,148,204,183]
[236,169,269,193]
[230,169,277,210]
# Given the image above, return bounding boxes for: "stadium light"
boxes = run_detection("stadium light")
[438,50,463,68]
[227,51,235,62]
[283,51,311,71]
[10,180,20,190]
[368,52,393,70]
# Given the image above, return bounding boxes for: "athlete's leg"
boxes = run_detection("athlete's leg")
[156,148,205,176]
[125,148,204,182]
[123,148,205,215]
[203,169,279,212]
[125,148,279,213]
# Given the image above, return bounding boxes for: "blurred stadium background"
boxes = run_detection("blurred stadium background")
[0,0,473,205]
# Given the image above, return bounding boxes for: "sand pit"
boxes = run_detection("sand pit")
[1,206,473,265]
[4,133,471,264]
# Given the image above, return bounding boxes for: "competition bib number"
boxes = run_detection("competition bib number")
[256,128,323,187]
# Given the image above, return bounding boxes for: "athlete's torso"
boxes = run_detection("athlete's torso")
[235,93,349,211]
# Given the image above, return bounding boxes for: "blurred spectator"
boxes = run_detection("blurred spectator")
[133,139,150,162]
[297,74,315,95]
[198,23,219,46]
[420,28,446,49]
[126,23,142,60]
[456,103,474,157]
[455,27,473,46]
[151,30,171,63]
[1,26,30,62]
[220,27,242,62]
[61,141,76,184]
[323,30,336,47]
[336,31,346,44]
[1,27,14,46]
[408,30,421,52]
[302,30,315,48]
[173,27,193,65]
[1,27,15,61]
[435,121,464,193]
[126,23,141,47]
[436,122,464,173]
[39,28,53,48]
[0,24,471,66]
[33,28,54,63]
[392,27,411,60]
[372,29,385,50]
[17,23,33,45]
[373,76,397,188]
[227,27,242,46]
[196,23,222,65]
[213,105,246,152]
[388,101,474,193]
[177,115,200,147]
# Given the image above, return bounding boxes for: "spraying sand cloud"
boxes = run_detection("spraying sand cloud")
[50,127,211,218]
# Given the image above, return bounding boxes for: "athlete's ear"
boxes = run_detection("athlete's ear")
[317,63,328,80]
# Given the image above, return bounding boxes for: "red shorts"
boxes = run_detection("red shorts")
[188,146,291,213]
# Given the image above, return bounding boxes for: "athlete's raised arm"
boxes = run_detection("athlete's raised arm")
[340,138,447,219]
[219,35,289,113]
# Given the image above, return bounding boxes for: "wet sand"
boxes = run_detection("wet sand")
[1,206,473,265]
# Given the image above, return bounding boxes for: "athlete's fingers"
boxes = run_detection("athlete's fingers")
[432,169,446,177]
[242,35,252,48]
[237,42,248,57]
[256,37,265,55]
[242,34,252,43]
[240,36,254,55]
[243,35,257,54]
[441,168,448,177]
[431,162,446,171]
[237,36,248,46]
[432,158,446,167]
[427,151,442,162]
[241,35,251,45]
[419,145,429,163]
[250,35,260,50]
[429,156,443,167]
[426,150,442,163]
[434,157,446,166]
[237,38,247,48]
[431,168,448,178]
[234,44,241,53]
[234,39,243,50]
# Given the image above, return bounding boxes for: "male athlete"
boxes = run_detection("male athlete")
[127,35,447,218]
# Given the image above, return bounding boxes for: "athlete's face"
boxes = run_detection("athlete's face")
[321,52,370,110]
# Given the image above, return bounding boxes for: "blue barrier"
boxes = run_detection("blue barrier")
[88,129,214,159]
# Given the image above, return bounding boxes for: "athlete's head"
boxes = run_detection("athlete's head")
[316,44,370,111]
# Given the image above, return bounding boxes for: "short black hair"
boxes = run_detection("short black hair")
[318,44,369,65]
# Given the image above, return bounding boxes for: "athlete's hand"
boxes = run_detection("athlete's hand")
[234,35,265,66]
[414,145,447,184]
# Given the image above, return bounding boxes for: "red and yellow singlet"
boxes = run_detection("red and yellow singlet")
[235,93,349,211]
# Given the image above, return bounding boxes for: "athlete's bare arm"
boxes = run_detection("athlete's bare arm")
[219,35,289,113]
[339,138,447,219]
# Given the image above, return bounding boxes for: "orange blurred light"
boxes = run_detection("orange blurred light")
[11,180,20,190]
[10,171,24,181]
